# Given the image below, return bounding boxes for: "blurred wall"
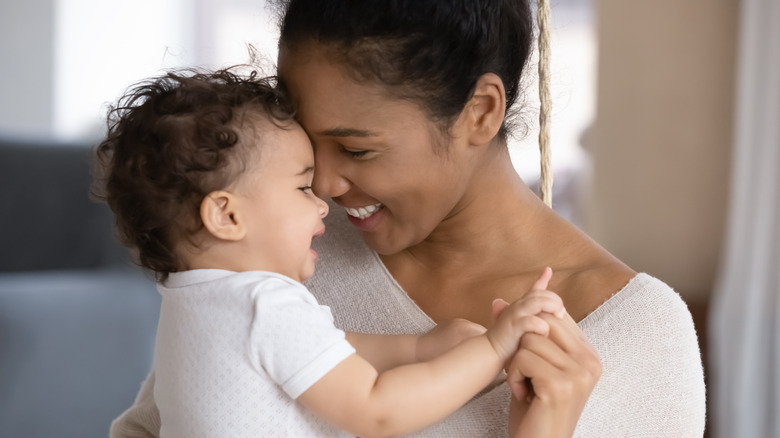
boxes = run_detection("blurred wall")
[0,0,277,143]
[587,0,740,302]
[0,0,55,138]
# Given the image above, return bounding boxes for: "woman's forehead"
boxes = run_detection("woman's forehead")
[280,46,378,101]
[279,49,425,136]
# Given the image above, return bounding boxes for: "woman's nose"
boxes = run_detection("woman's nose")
[312,148,350,199]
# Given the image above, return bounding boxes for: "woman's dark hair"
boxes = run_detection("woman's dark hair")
[274,0,534,140]
[92,68,294,280]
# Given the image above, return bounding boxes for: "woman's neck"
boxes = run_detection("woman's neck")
[379,146,636,324]
[396,146,564,274]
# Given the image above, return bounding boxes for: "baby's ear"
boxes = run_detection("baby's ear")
[200,191,246,241]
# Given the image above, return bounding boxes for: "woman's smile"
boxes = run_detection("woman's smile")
[344,203,386,231]
[344,203,383,220]
[278,45,480,255]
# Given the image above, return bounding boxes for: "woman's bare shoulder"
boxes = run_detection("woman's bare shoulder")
[556,261,637,322]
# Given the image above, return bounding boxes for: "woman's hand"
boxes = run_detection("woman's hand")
[504,310,602,438]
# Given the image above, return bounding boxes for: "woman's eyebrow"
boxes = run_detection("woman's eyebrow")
[319,127,378,137]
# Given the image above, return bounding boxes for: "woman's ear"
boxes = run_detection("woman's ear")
[461,72,506,145]
[200,191,246,241]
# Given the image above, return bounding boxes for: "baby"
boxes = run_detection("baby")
[93,68,565,438]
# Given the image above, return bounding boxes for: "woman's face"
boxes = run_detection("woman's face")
[278,46,476,255]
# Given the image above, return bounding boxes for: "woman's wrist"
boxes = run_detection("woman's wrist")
[518,397,582,438]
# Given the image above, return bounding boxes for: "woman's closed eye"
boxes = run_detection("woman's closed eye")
[299,185,313,194]
[338,144,370,159]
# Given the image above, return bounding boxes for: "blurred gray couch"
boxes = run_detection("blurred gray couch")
[0,138,160,438]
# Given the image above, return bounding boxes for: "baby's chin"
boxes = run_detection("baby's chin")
[300,268,316,283]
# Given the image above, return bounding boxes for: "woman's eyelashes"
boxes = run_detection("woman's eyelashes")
[338,144,370,159]
[298,185,313,194]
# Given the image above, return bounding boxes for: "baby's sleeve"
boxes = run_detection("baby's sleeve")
[248,278,356,399]
[109,371,161,438]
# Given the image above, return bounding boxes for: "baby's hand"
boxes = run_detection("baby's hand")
[416,318,487,362]
[486,267,565,361]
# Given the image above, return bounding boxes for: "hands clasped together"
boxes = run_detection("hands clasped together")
[423,267,602,438]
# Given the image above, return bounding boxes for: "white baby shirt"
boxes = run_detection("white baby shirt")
[153,269,355,438]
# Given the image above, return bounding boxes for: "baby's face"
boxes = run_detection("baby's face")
[232,122,328,282]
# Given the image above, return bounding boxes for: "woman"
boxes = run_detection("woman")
[111,1,705,436]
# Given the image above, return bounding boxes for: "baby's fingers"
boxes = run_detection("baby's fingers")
[515,290,566,319]
[513,315,552,338]
[530,266,553,292]
[490,315,552,360]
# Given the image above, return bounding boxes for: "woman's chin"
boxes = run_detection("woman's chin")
[361,232,410,257]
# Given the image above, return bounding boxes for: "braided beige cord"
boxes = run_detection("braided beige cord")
[537,0,553,207]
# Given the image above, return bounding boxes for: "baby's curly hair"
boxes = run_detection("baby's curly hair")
[92,68,295,280]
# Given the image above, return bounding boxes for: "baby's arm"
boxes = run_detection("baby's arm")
[298,269,562,438]
[345,318,487,372]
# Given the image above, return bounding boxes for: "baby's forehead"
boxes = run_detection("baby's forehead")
[235,113,312,163]
[239,106,302,138]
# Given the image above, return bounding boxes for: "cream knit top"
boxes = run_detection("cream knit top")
[111,210,706,438]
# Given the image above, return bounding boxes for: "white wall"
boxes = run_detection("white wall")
[0,0,279,143]
[0,0,56,139]
[53,0,194,140]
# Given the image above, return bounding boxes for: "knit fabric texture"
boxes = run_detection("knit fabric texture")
[111,209,705,438]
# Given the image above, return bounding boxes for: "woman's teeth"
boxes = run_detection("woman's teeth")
[345,203,382,220]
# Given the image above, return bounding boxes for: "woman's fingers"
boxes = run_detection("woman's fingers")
[539,314,602,382]
[506,343,558,398]
[507,367,531,401]
[506,334,571,400]
[538,313,602,375]
[503,270,600,438]
[505,316,601,402]
[505,327,572,401]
